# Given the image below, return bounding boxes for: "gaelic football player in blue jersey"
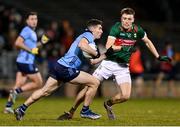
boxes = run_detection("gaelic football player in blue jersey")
[4,12,49,114]
[14,19,104,120]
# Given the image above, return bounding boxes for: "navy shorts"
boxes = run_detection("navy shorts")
[49,62,80,82]
[16,62,39,74]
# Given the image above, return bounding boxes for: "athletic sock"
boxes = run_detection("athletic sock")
[107,99,113,107]
[82,105,89,112]
[15,88,23,94]
[19,104,28,112]
[6,101,13,107]
[69,107,76,114]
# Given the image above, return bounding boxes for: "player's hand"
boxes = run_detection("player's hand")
[31,48,39,55]
[90,54,106,65]
[41,34,50,44]
[105,46,114,56]
[157,56,171,62]
[93,47,101,59]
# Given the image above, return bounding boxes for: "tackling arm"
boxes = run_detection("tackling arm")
[106,36,122,51]
[78,38,98,56]
[90,54,106,65]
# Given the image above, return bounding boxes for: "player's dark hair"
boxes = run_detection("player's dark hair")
[25,12,38,19]
[121,7,135,16]
[87,19,102,28]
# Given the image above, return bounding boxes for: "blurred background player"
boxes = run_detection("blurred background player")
[129,45,145,97]
[14,19,104,121]
[57,7,171,120]
[154,41,177,97]
[4,12,49,114]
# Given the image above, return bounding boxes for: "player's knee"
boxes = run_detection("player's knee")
[85,89,93,97]
[92,78,100,89]
[38,79,43,88]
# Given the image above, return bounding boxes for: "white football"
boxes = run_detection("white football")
[82,43,97,58]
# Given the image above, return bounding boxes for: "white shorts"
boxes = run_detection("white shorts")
[93,60,131,85]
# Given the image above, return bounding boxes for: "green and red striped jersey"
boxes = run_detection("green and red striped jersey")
[106,22,145,64]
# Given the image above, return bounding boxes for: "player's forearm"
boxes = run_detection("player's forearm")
[81,46,97,56]
[90,54,106,65]
[15,42,32,53]
[145,40,159,58]
[79,38,97,56]
[79,41,97,56]
[105,36,116,49]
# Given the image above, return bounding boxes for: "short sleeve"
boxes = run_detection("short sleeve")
[137,26,146,39]
[20,27,30,40]
[109,22,120,38]
[82,32,94,44]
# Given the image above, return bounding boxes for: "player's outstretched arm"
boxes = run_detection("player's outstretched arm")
[142,35,171,62]
[142,35,159,58]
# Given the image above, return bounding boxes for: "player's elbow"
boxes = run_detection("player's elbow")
[37,80,43,89]
[78,41,84,50]
[15,41,20,48]
[15,41,23,50]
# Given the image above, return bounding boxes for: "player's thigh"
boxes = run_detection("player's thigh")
[114,68,132,97]
[93,64,112,81]
[114,66,131,85]
[27,72,43,84]
[15,72,27,87]
[70,71,99,87]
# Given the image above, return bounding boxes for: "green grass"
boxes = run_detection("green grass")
[0,97,180,126]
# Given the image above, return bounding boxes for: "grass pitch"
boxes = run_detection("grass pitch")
[0,97,180,126]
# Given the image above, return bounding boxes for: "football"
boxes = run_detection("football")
[82,43,97,58]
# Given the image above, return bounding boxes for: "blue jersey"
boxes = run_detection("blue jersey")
[58,31,95,69]
[16,26,37,64]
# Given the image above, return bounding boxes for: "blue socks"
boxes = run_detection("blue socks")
[6,101,13,107]
[15,88,23,94]
[82,105,89,112]
[19,104,28,112]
